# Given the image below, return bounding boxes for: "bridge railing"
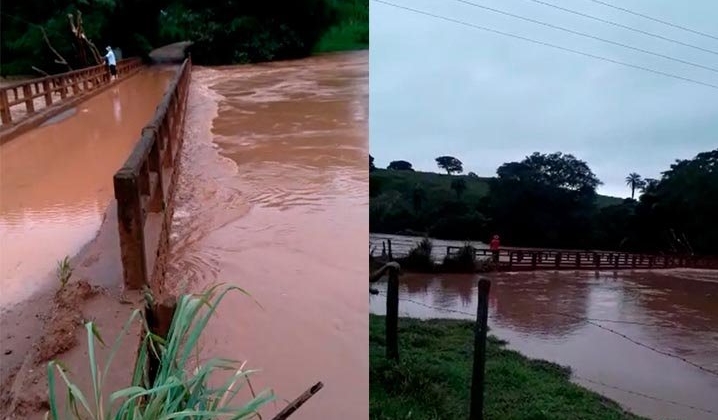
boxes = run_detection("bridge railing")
[0,58,143,126]
[446,246,718,271]
[113,57,191,289]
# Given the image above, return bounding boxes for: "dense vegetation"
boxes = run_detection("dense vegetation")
[370,315,646,420]
[370,150,718,255]
[0,0,368,76]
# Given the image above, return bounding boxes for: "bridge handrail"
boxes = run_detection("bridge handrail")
[113,57,192,289]
[0,58,143,125]
[0,58,142,91]
[445,245,718,270]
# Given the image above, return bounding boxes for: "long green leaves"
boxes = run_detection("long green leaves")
[46,286,273,420]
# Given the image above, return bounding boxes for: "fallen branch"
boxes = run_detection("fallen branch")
[32,66,50,76]
[40,26,72,71]
[270,382,324,420]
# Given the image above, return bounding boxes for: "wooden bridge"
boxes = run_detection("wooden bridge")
[446,246,718,271]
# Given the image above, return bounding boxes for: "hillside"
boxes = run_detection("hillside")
[370,168,623,208]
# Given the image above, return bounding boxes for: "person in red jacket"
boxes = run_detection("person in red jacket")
[489,234,501,264]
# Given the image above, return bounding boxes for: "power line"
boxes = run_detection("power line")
[573,375,718,415]
[371,0,718,90]
[451,0,718,74]
[585,0,718,42]
[520,0,718,57]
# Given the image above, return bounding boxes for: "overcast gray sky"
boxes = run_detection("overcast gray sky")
[369,0,718,197]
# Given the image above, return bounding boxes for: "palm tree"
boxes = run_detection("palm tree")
[625,172,645,199]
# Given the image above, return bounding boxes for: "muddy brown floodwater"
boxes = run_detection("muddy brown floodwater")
[0,68,174,387]
[370,269,718,420]
[166,52,368,419]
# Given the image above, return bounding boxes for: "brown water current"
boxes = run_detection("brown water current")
[370,269,718,420]
[167,52,368,419]
[0,68,175,309]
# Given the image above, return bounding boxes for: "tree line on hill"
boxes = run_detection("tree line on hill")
[370,149,718,255]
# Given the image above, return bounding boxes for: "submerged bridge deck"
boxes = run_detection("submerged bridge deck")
[0,59,190,307]
[372,236,718,272]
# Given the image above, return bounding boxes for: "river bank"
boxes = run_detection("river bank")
[369,270,718,419]
[370,315,646,419]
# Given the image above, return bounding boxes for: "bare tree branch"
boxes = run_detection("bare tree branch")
[39,26,72,70]
[31,66,50,76]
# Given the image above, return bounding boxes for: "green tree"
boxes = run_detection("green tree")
[490,152,601,248]
[435,156,463,175]
[370,154,375,172]
[625,172,645,199]
[634,149,718,254]
[388,160,414,171]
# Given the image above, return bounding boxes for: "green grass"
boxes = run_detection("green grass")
[370,168,622,208]
[314,0,369,52]
[370,315,646,420]
[46,286,273,419]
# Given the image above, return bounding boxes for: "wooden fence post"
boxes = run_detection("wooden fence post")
[385,266,399,361]
[145,297,177,384]
[469,279,491,420]
[387,239,393,261]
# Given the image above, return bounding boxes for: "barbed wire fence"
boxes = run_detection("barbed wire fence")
[372,291,718,416]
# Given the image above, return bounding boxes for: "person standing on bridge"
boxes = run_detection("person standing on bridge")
[490,234,501,264]
[104,46,117,81]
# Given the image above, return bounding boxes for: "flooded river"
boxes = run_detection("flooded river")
[0,68,174,309]
[370,269,718,419]
[167,52,368,419]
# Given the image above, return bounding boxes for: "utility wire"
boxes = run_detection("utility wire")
[371,0,718,90]
[451,0,718,74]
[573,375,718,415]
[584,0,718,42]
[520,0,718,56]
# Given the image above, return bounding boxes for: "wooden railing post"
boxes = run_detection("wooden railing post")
[22,85,35,114]
[114,172,148,289]
[42,79,52,106]
[0,90,11,124]
[386,266,399,361]
[144,128,165,212]
[59,77,67,99]
[387,239,393,261]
